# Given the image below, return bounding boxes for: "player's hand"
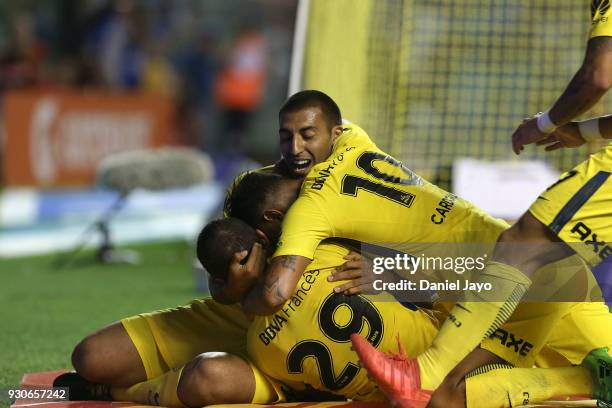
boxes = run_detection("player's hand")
[511,117,548,155]
[231,242,266,282]
[225,243,266,301]
[328,251,379,295]
[535,121,586,151]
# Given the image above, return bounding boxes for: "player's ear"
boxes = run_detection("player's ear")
[263,209,284,223]
[331,125,344,143]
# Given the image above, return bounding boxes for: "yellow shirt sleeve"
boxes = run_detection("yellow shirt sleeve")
[272,193,333,260]
[590,0,612,38]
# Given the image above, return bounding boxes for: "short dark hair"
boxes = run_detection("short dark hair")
[279,90,342,130]
[196,218,257,280]
[228,171,287,228]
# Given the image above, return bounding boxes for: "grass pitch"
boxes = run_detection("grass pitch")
[0,240,200,395]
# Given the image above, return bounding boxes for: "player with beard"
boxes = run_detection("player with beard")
[226,171,611,408]
[233,91,612,408]
[52,90,353,406]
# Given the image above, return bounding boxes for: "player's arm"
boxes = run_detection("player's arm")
[241,194,328,314]
[549,36,612,124]
[241,252,311,315]
[535,113,612,151]
[512,36,612,153]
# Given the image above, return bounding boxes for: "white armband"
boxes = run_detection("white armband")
[578,118,603,142]
[536,110,557,134]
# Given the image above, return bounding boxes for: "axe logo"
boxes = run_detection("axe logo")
[570,222,612,261]
[490,329,534,357]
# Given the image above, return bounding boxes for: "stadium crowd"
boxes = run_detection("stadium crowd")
[0,0,297,185]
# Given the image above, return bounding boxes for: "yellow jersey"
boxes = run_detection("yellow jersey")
[590,0,612,38]
[273,123,508,263]
[247,242,441,401]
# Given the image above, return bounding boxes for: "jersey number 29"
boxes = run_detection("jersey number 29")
[286,292,383,390]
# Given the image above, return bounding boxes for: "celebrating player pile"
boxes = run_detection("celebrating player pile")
[350,1,612,406]
[234,86,612,406]
[55,2,612,406]
[56,88,611,408]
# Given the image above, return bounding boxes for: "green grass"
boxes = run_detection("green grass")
[0,240,202,398]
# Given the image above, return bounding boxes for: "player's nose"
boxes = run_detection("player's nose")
[291,135,305,155]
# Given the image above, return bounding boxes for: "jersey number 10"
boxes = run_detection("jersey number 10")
[341,151,420,207]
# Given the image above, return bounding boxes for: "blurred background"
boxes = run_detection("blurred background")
[0,0,610,395]
[0,0,297,256]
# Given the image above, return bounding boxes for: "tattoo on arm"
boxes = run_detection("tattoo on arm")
[263,256,298,303]
[280,256,297,270]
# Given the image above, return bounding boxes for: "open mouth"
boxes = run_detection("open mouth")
[290,158,312,171]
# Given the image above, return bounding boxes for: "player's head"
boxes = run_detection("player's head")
[197,217,259,280]
[278,90,344,177]
[228,171,301,246]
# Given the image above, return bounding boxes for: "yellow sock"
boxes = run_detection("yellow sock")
[417,262,531,389]
[111,366,185,407]
[465,365,592,408]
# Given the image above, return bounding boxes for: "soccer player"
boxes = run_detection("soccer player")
[351,2,612,406]
[53,176,310,407]
[229,166,612,408]
[52,90,351,406]
[234,90,612,407]
[239,91,507,315]
[225,171,441,401]
[54,222,284,407]
[216,220,442,402]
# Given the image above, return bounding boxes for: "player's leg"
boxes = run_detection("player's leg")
[534,301,612,406]
[414,212,574,389]
[110,299,252,405]
[494,211,574,274]
[71,321,147,387]
[54,315,165,400]
[459,301,599,407]
[354,148,612,401]
[109,352,283,407]
[462,364,593,408]
[426,148,612,390]
[177,352,284,406]
[427,300,554,407]
[353,300,602,407]
[431,301,612,408]
[58,298,251,401]
[460,346,612,408]
[427,347,508,408]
